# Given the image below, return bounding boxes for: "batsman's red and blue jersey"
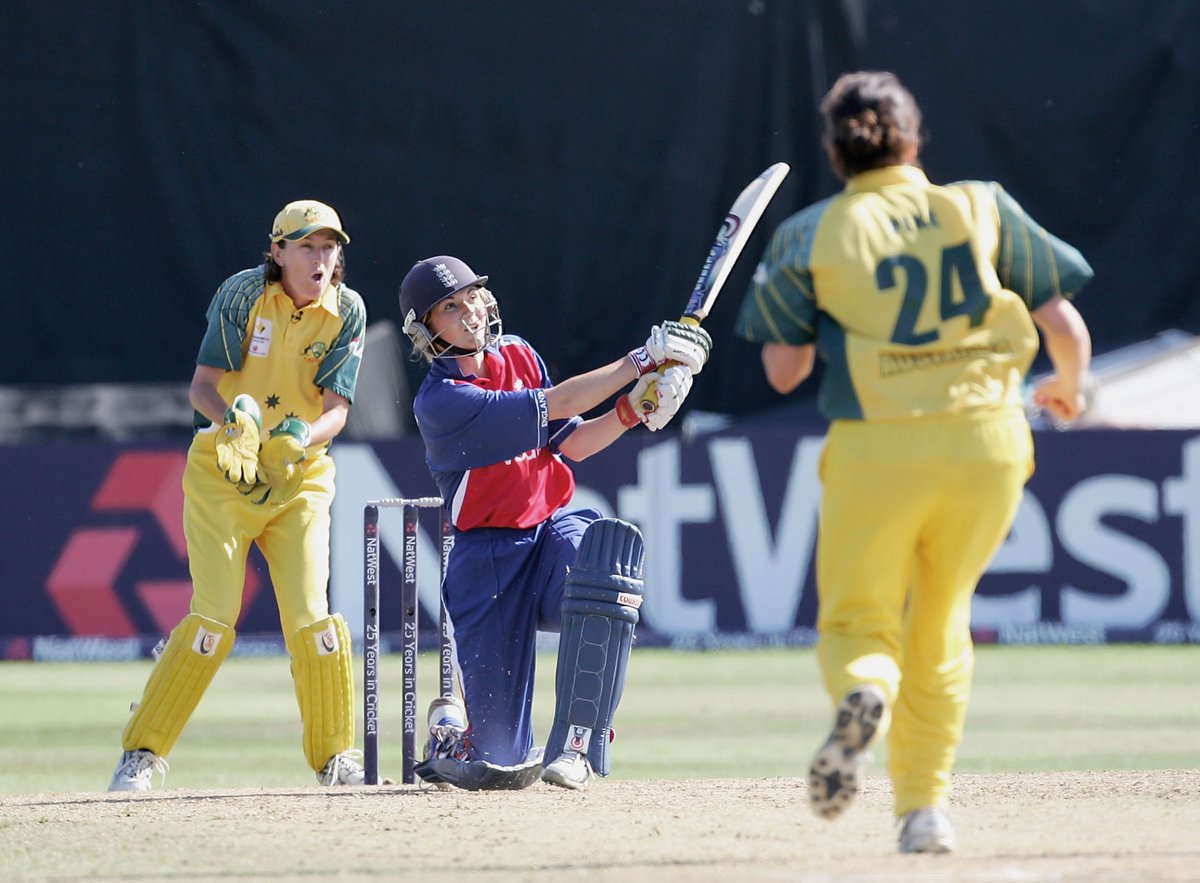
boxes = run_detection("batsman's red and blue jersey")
[412,334,592,765]
[413,334,581,531]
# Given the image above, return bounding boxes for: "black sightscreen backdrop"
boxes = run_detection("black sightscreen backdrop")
[4,1,1198,422]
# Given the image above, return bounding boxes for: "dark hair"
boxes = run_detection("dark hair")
[261,241,346,285]
[820,71,922,180]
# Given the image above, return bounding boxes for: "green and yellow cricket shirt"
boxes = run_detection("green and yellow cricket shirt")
[736,165,1093,420]
[193,266,366,452]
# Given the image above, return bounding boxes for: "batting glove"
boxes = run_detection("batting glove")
[640,364,693,431]
[616,364,693,431]
[628,320,712,376]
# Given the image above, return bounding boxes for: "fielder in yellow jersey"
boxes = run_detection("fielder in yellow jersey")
[736,72,1094,854]
[109,200,367,791]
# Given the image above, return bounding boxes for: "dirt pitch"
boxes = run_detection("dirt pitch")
[3,770,1198,882]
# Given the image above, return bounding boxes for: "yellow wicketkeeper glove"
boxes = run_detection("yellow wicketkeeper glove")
[215,394,263,491]
[255,417,312,506]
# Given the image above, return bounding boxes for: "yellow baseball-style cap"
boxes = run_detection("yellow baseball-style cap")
[270,200,350,244]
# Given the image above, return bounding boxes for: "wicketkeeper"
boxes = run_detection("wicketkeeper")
[109,200,367,790]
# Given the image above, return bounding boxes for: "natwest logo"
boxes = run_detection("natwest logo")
[44,451,261,637]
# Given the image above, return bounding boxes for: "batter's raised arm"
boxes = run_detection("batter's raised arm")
[544,321,712,421]
[556,365,695,461]
[542,356,638,420]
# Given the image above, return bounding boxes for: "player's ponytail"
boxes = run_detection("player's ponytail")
[821,71,922,180]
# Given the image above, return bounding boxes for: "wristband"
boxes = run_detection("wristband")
[627,346,656,377]
[614,395,641,429]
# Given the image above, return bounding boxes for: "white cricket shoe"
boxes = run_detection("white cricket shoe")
[540,749,593,791]
[416,696,471,790]
[808,684,886,820]
[108,749,168,792]
[898,806,957,854]
[424,696,470,761]
[317,750,366,786]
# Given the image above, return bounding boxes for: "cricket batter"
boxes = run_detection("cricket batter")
[109,200,367,790]
[736,72,1094,852]
[397,255,710,790]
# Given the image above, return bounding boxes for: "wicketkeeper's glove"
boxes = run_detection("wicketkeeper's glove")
[215,394,263,491]
[255,417,312,506]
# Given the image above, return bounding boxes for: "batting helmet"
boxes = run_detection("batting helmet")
[399,256,499,360]
[399,256,488,321]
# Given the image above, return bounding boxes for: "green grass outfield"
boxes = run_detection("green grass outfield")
[1,644,1196,793]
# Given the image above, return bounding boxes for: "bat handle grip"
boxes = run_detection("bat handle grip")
[636,371,668,415]
[635,314,701,414]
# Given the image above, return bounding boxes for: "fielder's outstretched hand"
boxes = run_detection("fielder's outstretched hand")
[628,320,712,376]
[215,394,263,489]
[255,417,311,505]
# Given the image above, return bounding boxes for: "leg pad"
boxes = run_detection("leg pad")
[122,613,234,756]
[545,518,644,776]
[289,614,355,771]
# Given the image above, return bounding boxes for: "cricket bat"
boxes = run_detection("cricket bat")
[638,161,790,412]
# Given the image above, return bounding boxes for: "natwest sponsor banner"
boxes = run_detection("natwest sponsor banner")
[974,430,1200,644]
[328,429,1200,649]
[2,429,1199,658]
[1,443,273,658]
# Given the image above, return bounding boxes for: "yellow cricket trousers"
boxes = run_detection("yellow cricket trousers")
[183,425,336,635]
[815,409,1033,816]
